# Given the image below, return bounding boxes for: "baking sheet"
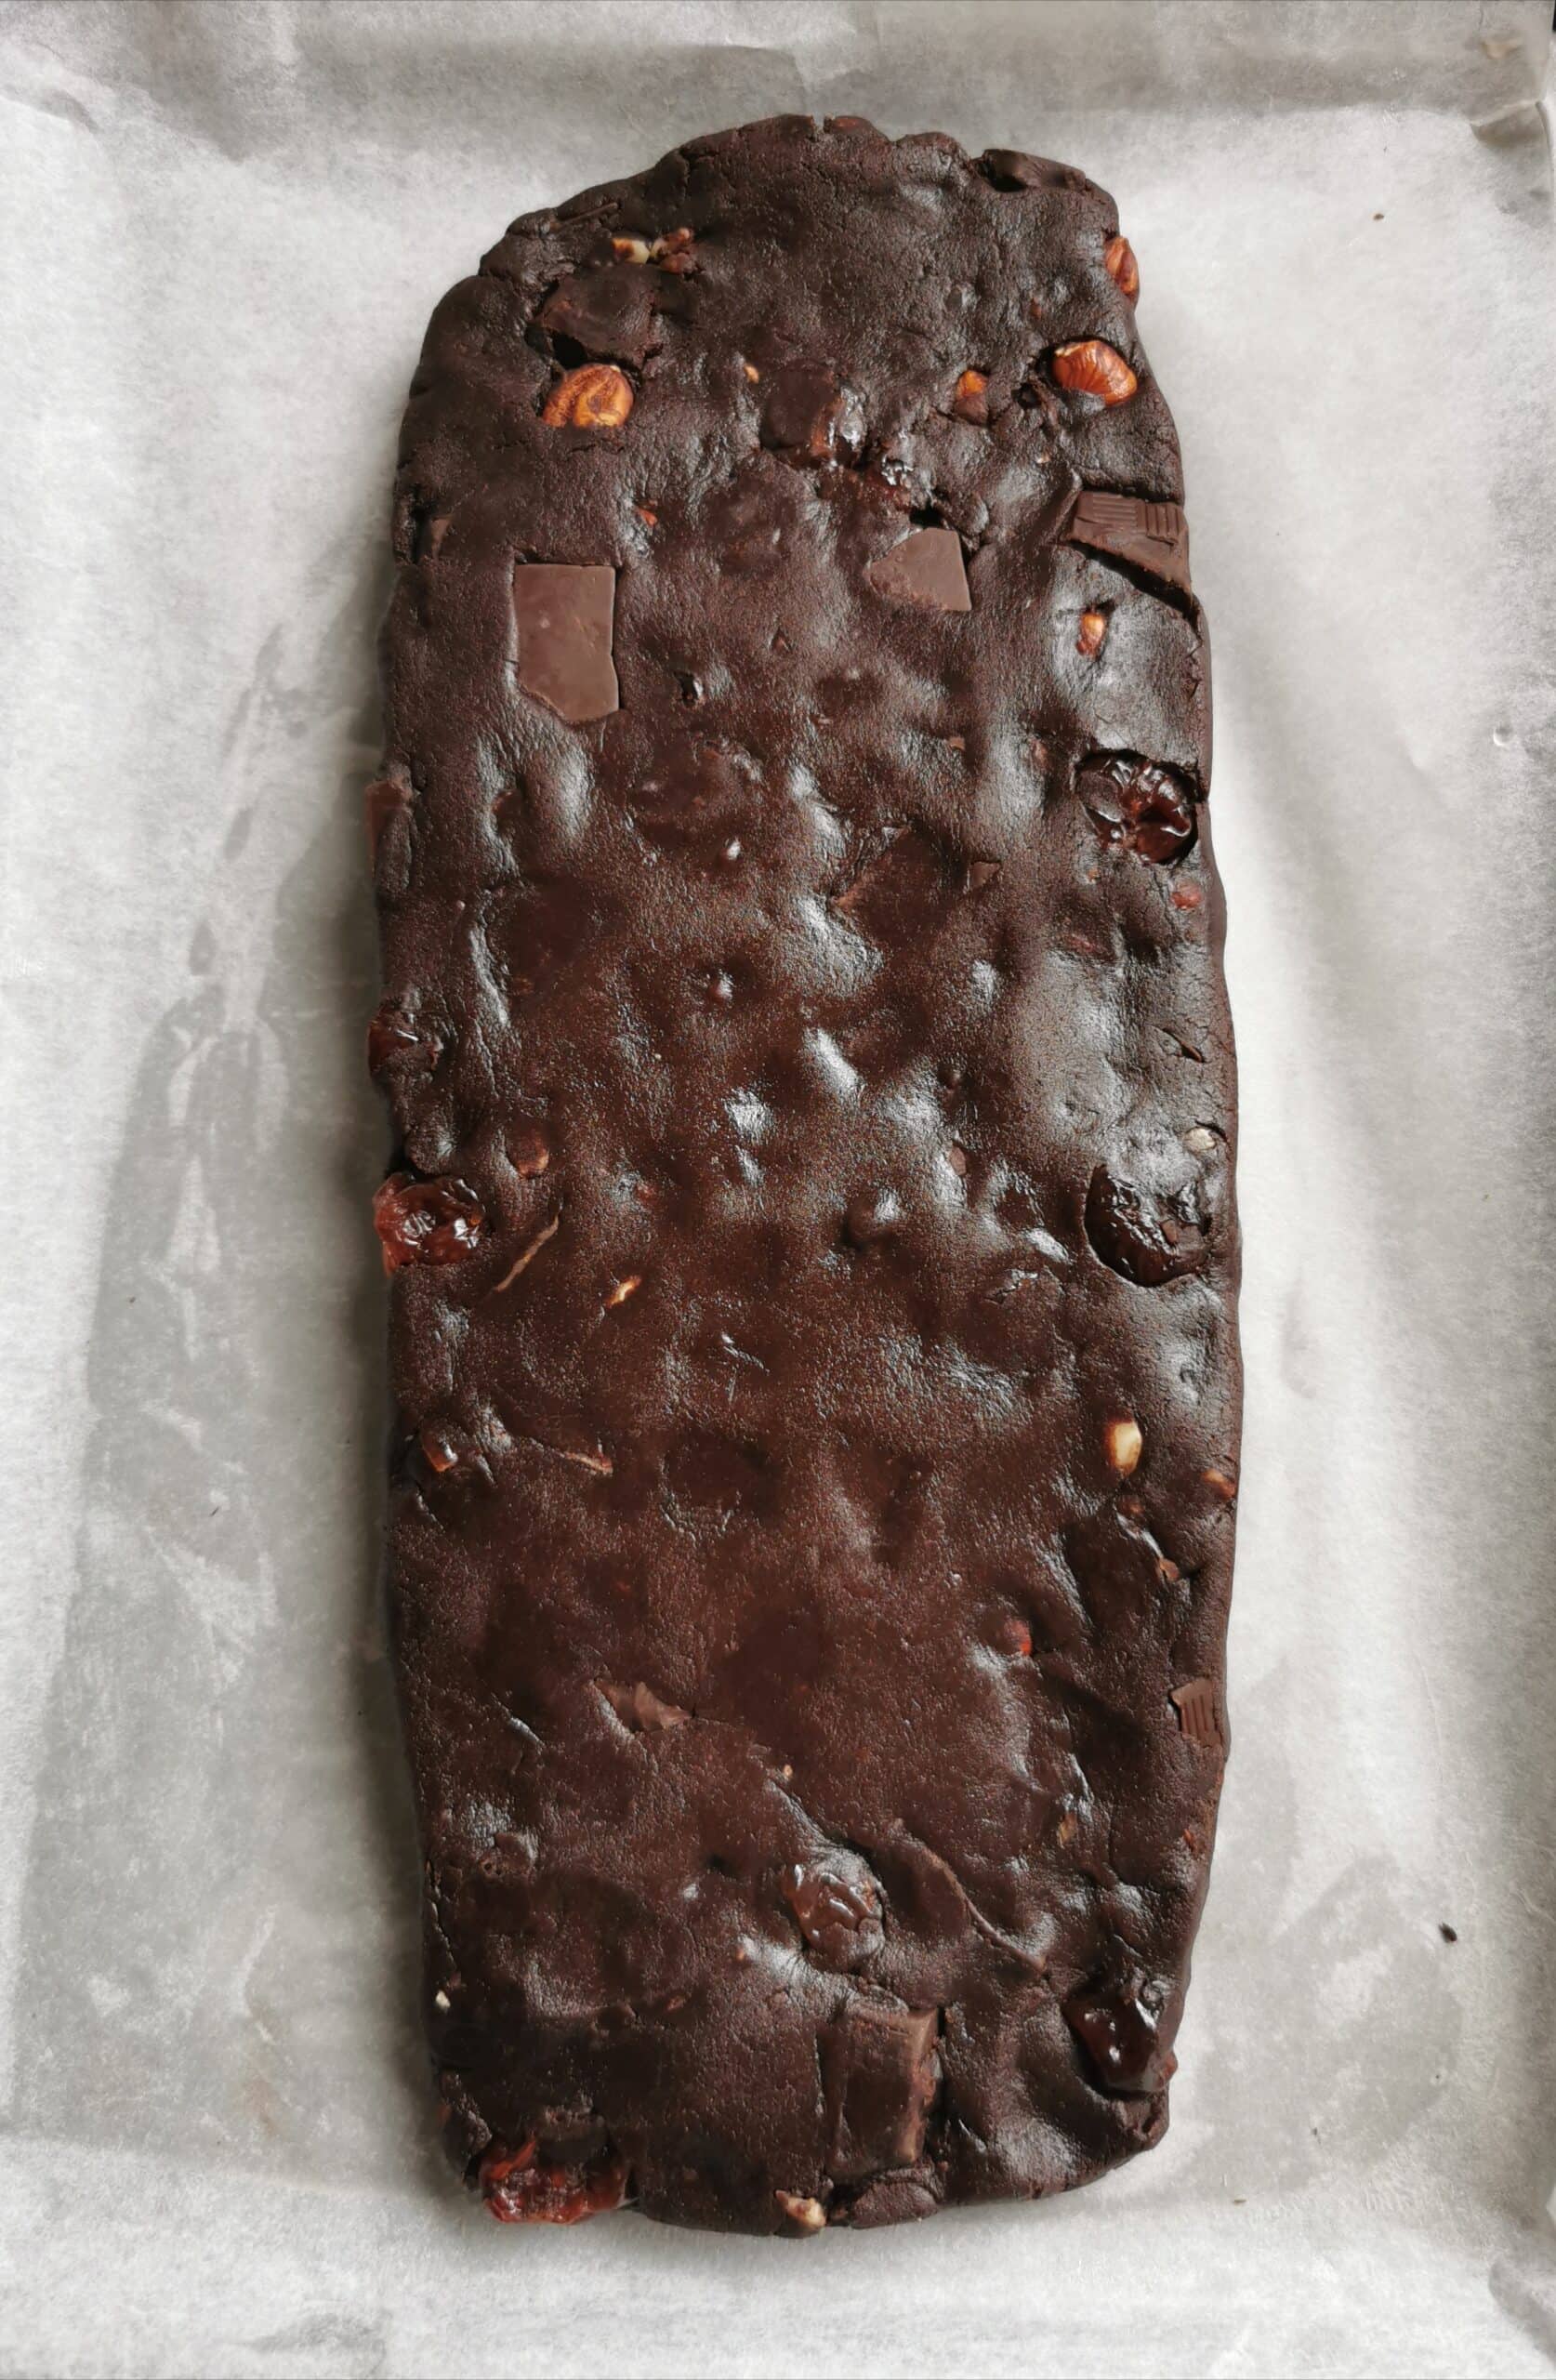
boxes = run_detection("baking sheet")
[3,1,1556,2373]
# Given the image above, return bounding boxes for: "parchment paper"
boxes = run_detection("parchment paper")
[3,3,1555,2373]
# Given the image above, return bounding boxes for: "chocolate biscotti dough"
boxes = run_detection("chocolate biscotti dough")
[369,114,1240,2235]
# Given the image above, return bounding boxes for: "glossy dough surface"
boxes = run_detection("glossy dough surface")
[371,114,1240,2236]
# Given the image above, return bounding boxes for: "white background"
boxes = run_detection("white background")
[2,3,1555,2373]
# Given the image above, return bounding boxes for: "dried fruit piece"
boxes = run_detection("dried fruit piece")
[480,2138,629,2224]
[1086,1167,1211,1286]
[1076,608,1109,657]
[366,1002,429,1076]
[774,2190,827,2233]
[540,364,635,429]
[1051,339,1138,406]
[782,1855,884,1968]
[1104,1416,1143,1474]
[1063,1979,1173,2094]
[373,1173,485,1275]
[951,367,990,425]
[1077,753,1195,864]
[1103,234,1140,300]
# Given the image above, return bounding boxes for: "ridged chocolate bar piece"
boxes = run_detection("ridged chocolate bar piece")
[370,113,1240,2237]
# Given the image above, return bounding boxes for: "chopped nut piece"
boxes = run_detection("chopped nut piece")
[1184,1126,1220,1155]
[1202,1467,1238,1501]
[952,366,990,425]
[634,504,658,526]
[774,2189,827,2232]
[1171,1678,1221,1749]
[510,1130,550,1179]
[743,361,760,382]
[541,364,635,428]
[363,777,410,866]
[1103,233,1140,300]
[945,1143,969,1178]
[600,1679,689,1731]
[559,1445,613,1475]
[604,1274,642,1309]
[611,234,653,263]
[491,1211,560,1293]
[419,1428,459,1474]
[1051,339,1138,405]
[1105,1416,1143,1474]
[1076,608,1109,657]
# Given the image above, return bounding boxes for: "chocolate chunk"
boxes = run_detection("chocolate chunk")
[374,112,1238,2240]
[538,261,658,366]
[845,2171,941,2228]
[835,825,959,940]
[866,527,971,612]
[759,362,863,461]
[1066,491,1192,594]
[979,148,1091,192]
[822,2001,939,2180]
[512,564,618,724]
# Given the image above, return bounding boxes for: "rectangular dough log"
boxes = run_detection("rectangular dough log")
[370,113,1240,2236]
